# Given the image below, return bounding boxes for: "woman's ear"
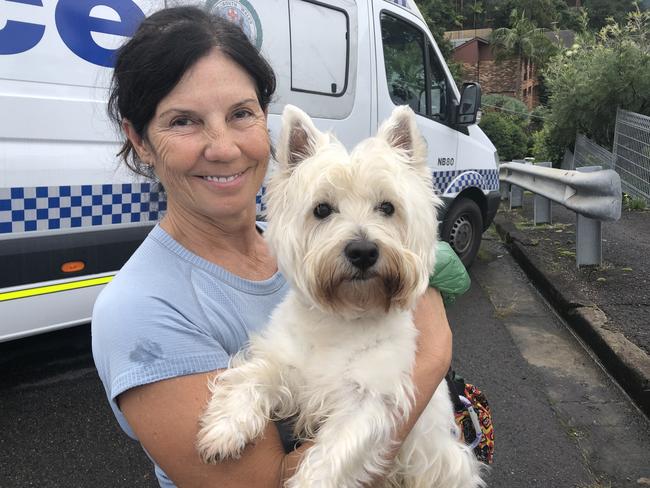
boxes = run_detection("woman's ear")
[122,120,154,165]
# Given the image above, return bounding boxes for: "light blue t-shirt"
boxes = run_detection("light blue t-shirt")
[91,224,289,487]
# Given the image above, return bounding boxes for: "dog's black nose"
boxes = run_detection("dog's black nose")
[345,240,379,271]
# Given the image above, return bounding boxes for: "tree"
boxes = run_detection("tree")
[479,111,529,160]
[491,9,558,67]
[482,94,530,126]
[468,1,485,30]
[416,0,464,59]
[583,0,639,30]
[534,7,650,163]
[489,0,576,29]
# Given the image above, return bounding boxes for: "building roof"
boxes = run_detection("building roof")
[451,37,490,49]
[446,28,577,51]
[445,28,494,42]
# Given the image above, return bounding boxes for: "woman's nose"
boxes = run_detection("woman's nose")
[203,127,242,162]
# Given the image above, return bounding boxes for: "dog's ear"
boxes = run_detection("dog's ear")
[377,106,427,166]
[277,105,325,170]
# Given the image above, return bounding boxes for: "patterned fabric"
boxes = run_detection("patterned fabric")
[453,381,495,465]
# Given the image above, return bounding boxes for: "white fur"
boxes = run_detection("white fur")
[197,105,485,487]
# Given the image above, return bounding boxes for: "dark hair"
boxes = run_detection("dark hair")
[108,6,276,178]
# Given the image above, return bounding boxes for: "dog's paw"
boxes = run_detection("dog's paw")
[196,416,250,463]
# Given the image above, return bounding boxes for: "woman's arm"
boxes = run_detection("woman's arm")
[119,372,308,488]
[119,288,451,488]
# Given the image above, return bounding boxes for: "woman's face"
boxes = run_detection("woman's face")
[132,48,270,224]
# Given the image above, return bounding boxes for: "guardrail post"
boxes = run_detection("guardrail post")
[500,180,510,200]
[575,166,603,267]
[508,160,528,209]
[509,183,523,209]
[533,162,552,225]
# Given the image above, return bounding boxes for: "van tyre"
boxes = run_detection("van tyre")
[441,198,483,268]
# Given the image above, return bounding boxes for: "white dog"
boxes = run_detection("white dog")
[197,105,485,488]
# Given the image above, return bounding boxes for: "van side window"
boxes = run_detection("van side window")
[381,13,449,122]
[290,0,349,96]
[380,13,426,114]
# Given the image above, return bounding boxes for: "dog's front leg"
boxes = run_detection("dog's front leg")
[197,355,291,463]
[288,396,396,488]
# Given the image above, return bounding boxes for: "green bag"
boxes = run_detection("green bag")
[428,241,471,305]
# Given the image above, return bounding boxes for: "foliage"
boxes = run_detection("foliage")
[490,9,559,67]
[489,0,580,30]
[583,0,639,30]
[414,0,646,32]
[416,0,463,60]
[531,123,564,163]
[528,104,549,133]
[623,193,647,211]
[482,94,529,126]
[446,59,466,86]
[536,7,650,162]
[479,111,528,161]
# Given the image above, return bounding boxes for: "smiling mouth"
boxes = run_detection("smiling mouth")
[201,170,246,183]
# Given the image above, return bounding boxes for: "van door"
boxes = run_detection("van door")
[372,3,458,188]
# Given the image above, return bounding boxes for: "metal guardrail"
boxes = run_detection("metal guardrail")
[499,161,622,267]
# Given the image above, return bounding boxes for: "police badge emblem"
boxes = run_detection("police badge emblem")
[206,0,263,50]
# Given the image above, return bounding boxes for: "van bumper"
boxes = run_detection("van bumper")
[484,190,501,230]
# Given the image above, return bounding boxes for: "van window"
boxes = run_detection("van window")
[381,13,426,113]
[290,0,348,96]
[381,13,449,122]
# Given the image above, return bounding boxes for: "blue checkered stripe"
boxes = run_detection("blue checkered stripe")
[432,169,499,195]
[0,184,167,234]
[256,186,266,214]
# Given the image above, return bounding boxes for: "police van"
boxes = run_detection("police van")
[0,0,500,342]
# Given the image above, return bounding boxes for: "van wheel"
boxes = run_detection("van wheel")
[441,198,483,268]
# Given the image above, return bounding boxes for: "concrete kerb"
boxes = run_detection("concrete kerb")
[493,214,650,417]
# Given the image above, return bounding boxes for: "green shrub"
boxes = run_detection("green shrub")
[623,193,648,211]
[482,94,530,128]
[531,124,565,165]
[540,8,650,157]
[480,111,529,161]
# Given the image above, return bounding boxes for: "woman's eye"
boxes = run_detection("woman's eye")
[378,201,395,216]
[313,203,333,219]
[233,109,253,120]
[170,117,193,127]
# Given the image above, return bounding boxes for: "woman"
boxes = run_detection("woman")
[92,6,454,487]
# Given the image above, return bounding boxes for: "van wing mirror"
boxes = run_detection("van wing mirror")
[456,82,482,126]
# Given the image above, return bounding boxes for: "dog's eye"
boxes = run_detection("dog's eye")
[378,201,395,216]
[313,203,333,219]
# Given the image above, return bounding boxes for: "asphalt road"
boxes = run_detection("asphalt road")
[1,234,648,487]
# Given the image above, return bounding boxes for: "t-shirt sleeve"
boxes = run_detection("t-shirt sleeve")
[91,281,229,437]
